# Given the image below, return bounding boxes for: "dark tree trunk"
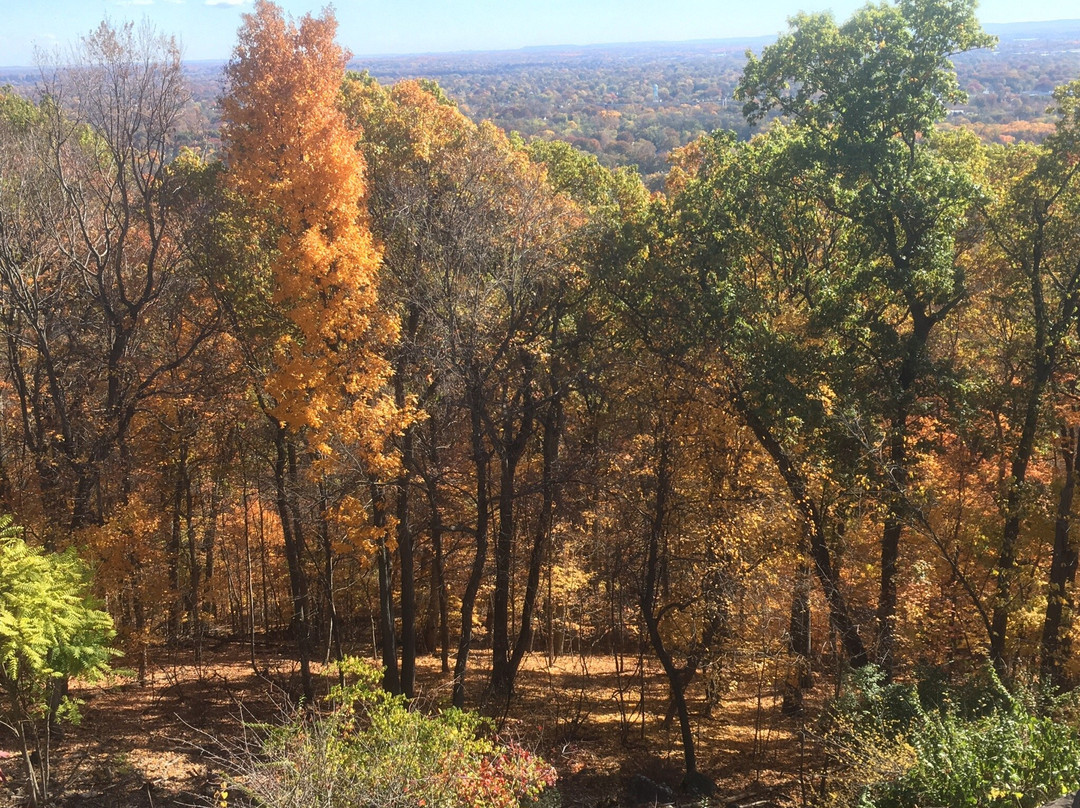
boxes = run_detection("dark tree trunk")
[317,485,343,664]
[395,298,421,697]
[782,544,813,716]
[490,359,536,695]
[506,391,562,684]
[371,481,400,694]
[425,469,451,672]
[490,452,520,692]
[991,354,1053,675]
[734,391,868,667]
[1041,427,1080,688]
[397,479,416,698]
[271,423,313,703]
[640,435,703,784]
[454,375,490,708]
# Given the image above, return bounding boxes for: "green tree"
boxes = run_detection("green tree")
[0,516,115,807]
[975,81,1080,680]
[653,127,870,669]
[736,0,994,674]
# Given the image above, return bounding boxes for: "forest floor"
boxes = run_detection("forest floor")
[0,642,827,808]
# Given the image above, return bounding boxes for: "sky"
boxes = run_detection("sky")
[1,0,1078,67]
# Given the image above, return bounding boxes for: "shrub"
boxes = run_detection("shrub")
[228,658,558,808]
[824,665,1080,808]
[0,516,116,807]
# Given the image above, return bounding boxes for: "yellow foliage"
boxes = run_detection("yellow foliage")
[222,0,408,481]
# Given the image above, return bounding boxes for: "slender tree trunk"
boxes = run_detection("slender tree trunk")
[491,451,519,692]
[1041,427,1080,688]
[490,360,536,694]
[640,435,704,786]
[734,391,868,666]
[371,481,401,694]
[168,453,184,644]
[429,504,451,672]
[991,355,1051,675]
[271,423,313,702]
[423,421,451,672]
[185,470,203,662]
[317,485,343,664]
[396,393,417,698]
[783,541,813,716]
[877,421,907,677]
[242,457,258,674]
[395,303,420,697]
[454,377,490,708]
[507,392,562,684]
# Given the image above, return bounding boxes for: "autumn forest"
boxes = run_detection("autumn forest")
[3,0,1080,806]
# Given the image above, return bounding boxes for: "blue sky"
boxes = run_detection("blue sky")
[1,0,1077,67]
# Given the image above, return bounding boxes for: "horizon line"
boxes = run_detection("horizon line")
[2,16,1078,72]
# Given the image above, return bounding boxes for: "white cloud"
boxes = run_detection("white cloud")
[205,0,248,6]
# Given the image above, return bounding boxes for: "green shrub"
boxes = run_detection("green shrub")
[229,658,558,808]
[0,516,116,807]
[825,665,1080,808]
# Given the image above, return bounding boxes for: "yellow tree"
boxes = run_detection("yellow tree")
[222,0,398,462]
[220,0,401,698]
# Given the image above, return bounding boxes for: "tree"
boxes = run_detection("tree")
[222,1,398,463]
[0,22,214,535]
[975,80,1080,679]
[736,0,993,674]
[0,516,115,808]
[642,128,870,669]
[343,76,583,704]
[221,0,402,699]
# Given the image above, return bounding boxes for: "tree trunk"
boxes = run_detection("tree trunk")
[423,419,451,672]
[371,481,400,694]
[506,392,562,685]
[317,485,343,664]
[1041,427,1080,689]
[640,435,704,786]
[734,391,868,667]
[990,353,1052,676]
[454,376,490,708]
[271,423,313,702]
[782,543,813,716]
[491,451,519,692]
[396,400,417,698]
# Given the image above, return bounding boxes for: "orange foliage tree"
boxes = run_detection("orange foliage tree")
[220,0,404,699]
[222,0,400,469]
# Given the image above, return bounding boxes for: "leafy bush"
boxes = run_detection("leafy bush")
[825,665,1080,808]
[0,516,116,807]
[228,658,558,808]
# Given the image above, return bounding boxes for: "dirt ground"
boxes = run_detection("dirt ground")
[0,642,824,808]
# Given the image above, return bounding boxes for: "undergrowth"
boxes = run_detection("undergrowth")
[823,665,1080,808]
[222,658,558,808]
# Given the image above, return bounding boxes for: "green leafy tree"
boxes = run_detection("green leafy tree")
[652,126,871,669]
[975,80,1080,680]
[736,0,994,674]
[0,516,115,807]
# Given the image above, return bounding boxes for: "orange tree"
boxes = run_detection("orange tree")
[220,0,404,699]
